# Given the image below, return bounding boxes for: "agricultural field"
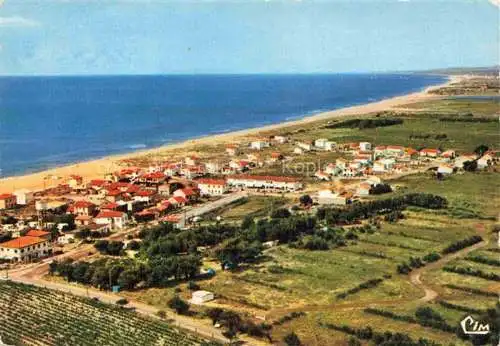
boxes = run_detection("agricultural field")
[389,171,500,218]
[212,195,289,221]
[0,280,216,346]
[403,97,500,115]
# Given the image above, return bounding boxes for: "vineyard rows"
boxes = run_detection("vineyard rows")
[0,281,218,346]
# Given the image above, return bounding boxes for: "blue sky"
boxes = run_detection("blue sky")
[0,0,497,75]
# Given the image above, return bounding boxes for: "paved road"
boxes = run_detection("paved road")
[184,191,248,219]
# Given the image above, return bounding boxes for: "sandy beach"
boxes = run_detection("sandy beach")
[0,75,461,193]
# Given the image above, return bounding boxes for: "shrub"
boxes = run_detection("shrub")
[283,332,301,346]
[115,298,128,306]
[442,236,482,254]
[167,296,189,315]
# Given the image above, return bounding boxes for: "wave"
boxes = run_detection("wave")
[127,143,147,149]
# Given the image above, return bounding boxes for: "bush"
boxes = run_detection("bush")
[283,332,301,346]
[271,208,291,219]
[167,296,189,315]
[423,252,441,263]
[115,298,128,306]
[187,281,200,290]
[156,310,167,319]
[442,236,482,254]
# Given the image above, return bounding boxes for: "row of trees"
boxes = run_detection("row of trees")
[49,254,202,290]
[317,193,448,225]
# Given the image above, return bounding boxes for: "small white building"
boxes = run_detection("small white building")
[314,138,329,149]
[273,135,288,144]
[324,141,336,151]
[94,211,129,229]
[250,140,270,150]
[57,233,76,245]
[190,290,215,305]
[13,189,34,206]
[296,141,313,151]
[356,183,372,196]
[437,164,454,175]
[359,142,372,152]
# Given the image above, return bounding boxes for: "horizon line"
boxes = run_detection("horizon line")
[0,65,497,78]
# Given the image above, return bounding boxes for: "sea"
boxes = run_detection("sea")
[0,74,446,178]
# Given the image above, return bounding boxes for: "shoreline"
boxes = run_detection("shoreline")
[0,75,460,193]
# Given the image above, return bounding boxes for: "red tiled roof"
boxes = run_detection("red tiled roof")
[0,236,46,249]
[196,178,226,186]
[162,214,181,222]
[89,179,107,187]
[95,210,124,218]
[75,215,93,221]
[136,190,156,197]
[25,230,50,238]
[101,202,119,210]
[420,148,440,154]
[228,174,300,183]
[74,200,95,208]
[170,196,188,204]
[0,193,15,200]
[142,172,166,179]
[106,189,122,197]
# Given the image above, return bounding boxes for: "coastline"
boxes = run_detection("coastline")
[0,75,461,193]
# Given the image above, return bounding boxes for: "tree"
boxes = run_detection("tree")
[299,194,313,206]
[271,208,291,219]
[474,144,489,156]
[284,332,301,346]
[167,295,189,315]
[117,269,141,290]
[241,215,254,230]
[463,160,477,172]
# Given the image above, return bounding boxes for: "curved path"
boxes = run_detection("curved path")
[267,223,490,319]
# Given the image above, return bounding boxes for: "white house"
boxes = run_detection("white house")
[273,135,288,144]
[0,236,52,261]
[296,141,313,151]
[190,290,214,305]
[477,154,493,169]
[385,146,405,157]
[293,147,305,155]
[373,158,395,173]
[205,161,221,174]
[359,142,372,151]
[314,138,329,149]
[13,189,33,205]
[94,211,129,229]
[437,164,454,175]
[57,233,76,245]
[314,171,330,181]
[356,183,372,196]
[250,140,270,150]
[324,141,337,151]
[196,178,228,196]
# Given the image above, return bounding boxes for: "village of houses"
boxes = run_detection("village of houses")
[0,133,497,264]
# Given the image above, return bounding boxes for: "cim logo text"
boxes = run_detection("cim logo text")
[460,316,490,335]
